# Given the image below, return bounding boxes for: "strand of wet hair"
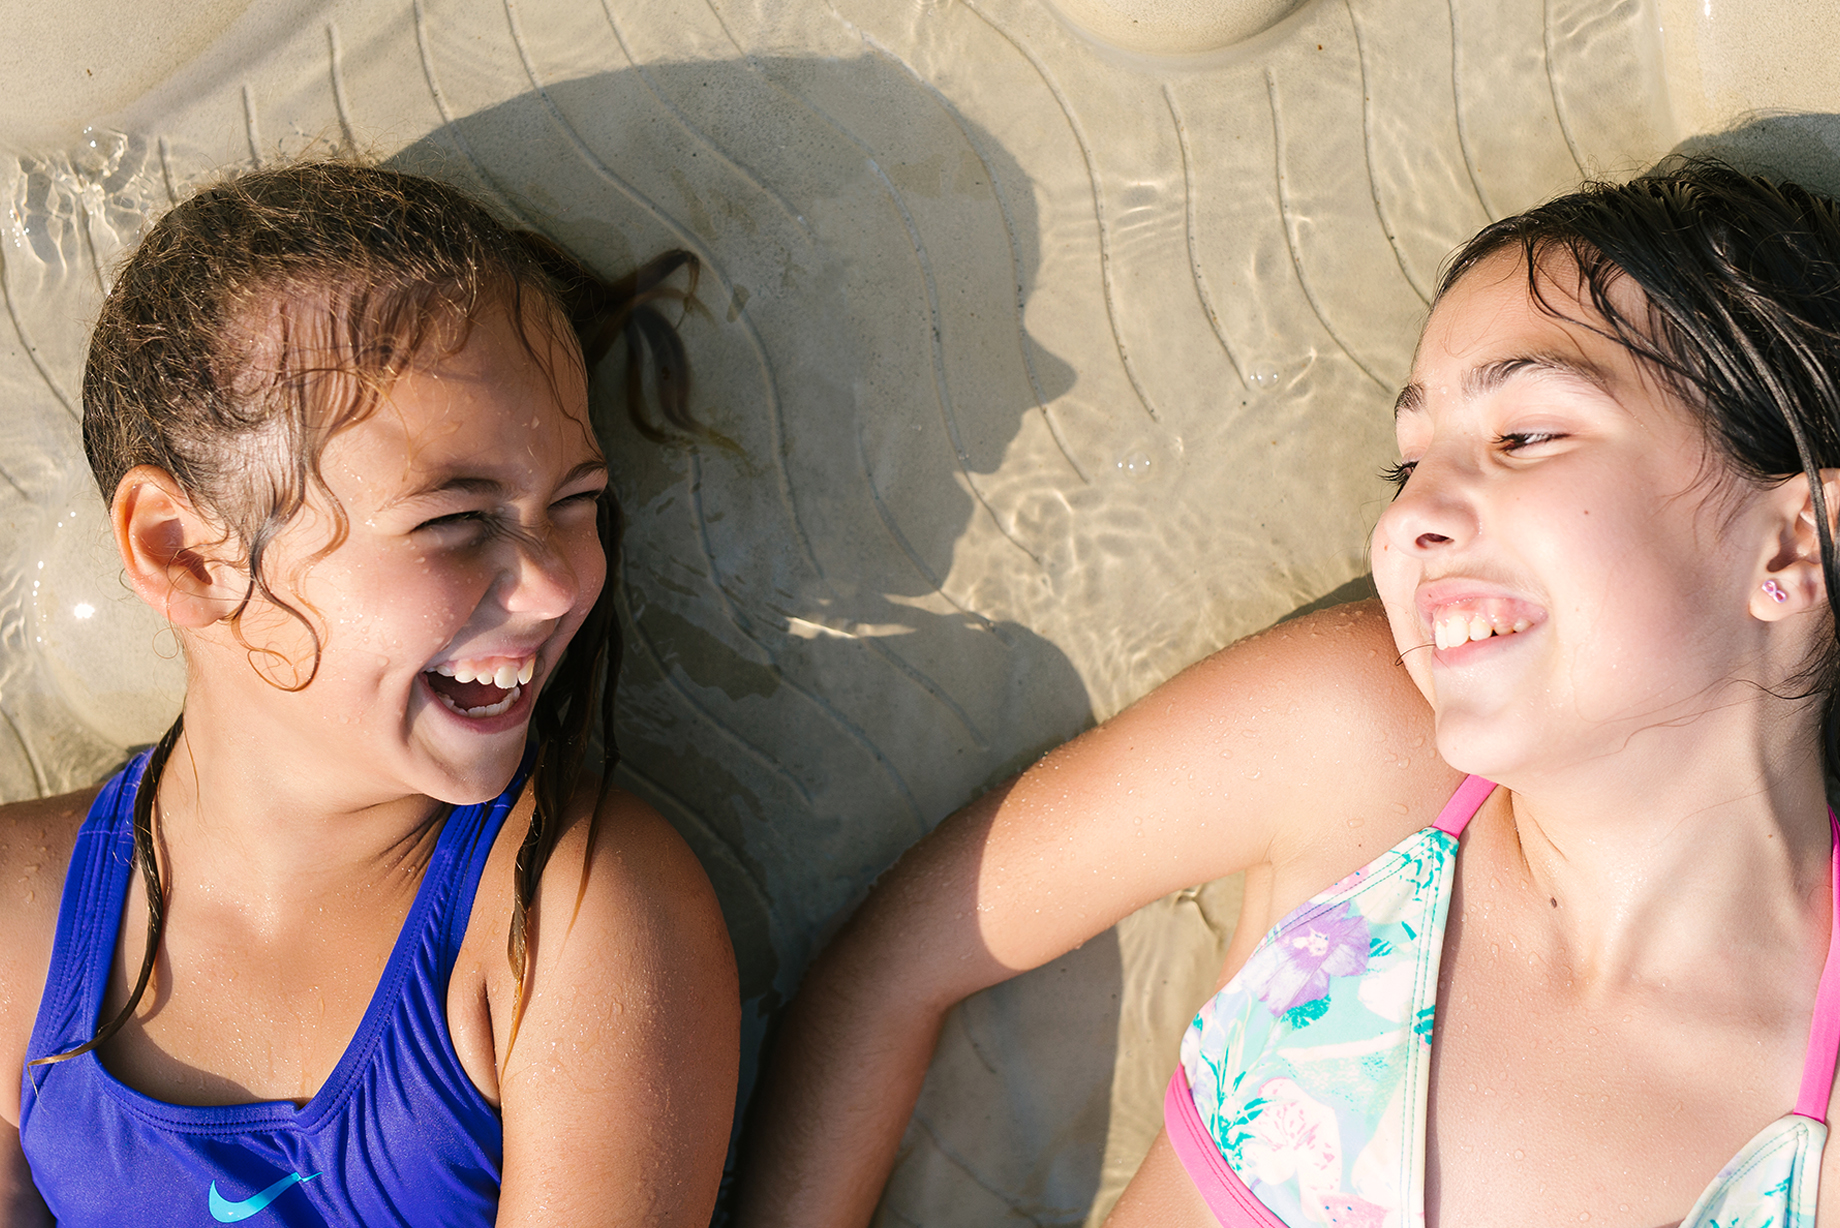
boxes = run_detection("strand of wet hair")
[501,491,625,1058]
[514,236,703,441]
[497,240,688,1057]
[28,714,186,1069]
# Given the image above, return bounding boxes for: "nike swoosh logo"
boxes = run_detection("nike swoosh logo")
[208,1172,319,1222]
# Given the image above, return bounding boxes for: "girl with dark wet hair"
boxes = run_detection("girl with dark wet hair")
[742,159,1840,1226]
[0,161,736,1227]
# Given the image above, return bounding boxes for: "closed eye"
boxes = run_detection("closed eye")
[1497,430,1564,452]
[550,489,603,511]
[415,509,494,533]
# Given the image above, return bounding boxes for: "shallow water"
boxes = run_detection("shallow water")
[0,0,1758,1219]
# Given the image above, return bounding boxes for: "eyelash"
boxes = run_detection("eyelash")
[1381,432,1562,495]
[418,510,490,532]
[416,492,602,535]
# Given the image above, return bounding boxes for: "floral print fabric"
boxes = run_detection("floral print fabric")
[1180,826,1456,1227]
[1177,809,1823,1228]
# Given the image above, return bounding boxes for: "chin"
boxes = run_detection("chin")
[1430,711,1534,784]
[417,743,529,807]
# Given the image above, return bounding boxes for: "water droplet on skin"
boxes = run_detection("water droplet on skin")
[1249,365,1281,389]
[1116,450,1152,478]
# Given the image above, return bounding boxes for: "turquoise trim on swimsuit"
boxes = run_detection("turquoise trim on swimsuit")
[1167,777,1838,1227]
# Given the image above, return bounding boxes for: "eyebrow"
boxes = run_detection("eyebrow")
[388,459,608,506]
[1394,352,1617,417]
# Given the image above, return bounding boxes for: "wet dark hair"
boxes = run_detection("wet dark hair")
[1439,155,1840,764]
[38,159,698,1067]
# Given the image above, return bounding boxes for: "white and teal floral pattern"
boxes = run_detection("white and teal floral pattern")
[1678,1114,1822,1228]
[1181,825,1457,1227]
[1178,814,1823,1227]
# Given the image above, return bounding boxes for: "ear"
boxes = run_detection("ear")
[1752,468,1840,622]
[110,465,242,629]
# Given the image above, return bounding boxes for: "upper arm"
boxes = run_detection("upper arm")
[837,600,1455,1004]
[494,787,739,1227]
[0,790,90,1223]
[0,791,89,1124]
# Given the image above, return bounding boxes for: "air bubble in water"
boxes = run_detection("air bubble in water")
[1116,450,1152,478]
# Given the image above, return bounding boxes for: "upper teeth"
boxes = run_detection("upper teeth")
[432,658,537,687]
[1433,614,1532,650]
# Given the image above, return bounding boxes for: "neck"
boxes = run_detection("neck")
[151,684,449,928]
[1479,702,1832,994]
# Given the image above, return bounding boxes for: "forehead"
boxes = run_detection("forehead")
[324,299,599,488]
[1401,247,1673,420]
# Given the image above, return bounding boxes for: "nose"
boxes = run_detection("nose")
[1373,446,1480,557]
[497,522,589,620]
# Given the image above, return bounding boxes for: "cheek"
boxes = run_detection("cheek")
[1367,528,1415,623]
[338,553,492,649]
[575,534,609,613]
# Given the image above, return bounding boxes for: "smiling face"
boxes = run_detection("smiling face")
[187,295,608,808]
[1370,249,1783,784]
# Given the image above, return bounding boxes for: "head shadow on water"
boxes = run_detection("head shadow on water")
[385,54,1107,1222]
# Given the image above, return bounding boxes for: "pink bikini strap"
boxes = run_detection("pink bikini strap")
[1793,808,1840,1122]
[1432,775,1498,837]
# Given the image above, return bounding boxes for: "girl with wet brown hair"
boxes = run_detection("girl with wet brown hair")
[0,160,736,1226]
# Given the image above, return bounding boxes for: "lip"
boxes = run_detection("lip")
[424,640,546,674]
[1412,577,1546,663]
[416,666,540,734]
[417,634,552,732]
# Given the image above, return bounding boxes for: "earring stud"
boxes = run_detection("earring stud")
[1763,579,1789,604]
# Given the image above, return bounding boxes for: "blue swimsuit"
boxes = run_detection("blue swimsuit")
[19,749,528,1226]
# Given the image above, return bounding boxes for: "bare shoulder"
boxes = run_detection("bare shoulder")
[466,776,737,1036]
[0,785,101,1125]
[907,600,1457,981]
[1197,599,1458,881]
[535,782,736,975]
[480,778,737,1225]
[1071,598,1454,866]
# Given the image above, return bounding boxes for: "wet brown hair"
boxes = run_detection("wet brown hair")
[1434,157,1840,764]
[39,159,697,1067]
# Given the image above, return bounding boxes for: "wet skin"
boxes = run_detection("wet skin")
[740,252,1840,1227]
[0,299,738,1226]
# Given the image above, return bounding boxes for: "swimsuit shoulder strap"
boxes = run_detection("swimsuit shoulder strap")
[1793,807,1840,1121]
[1432,774,1497,837]
[24,754,147,1068]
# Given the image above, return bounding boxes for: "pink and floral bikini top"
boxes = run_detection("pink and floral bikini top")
[1166,776,1840,1227]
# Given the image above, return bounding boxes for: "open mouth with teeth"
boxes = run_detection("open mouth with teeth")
[1431,611,1534,651]
[423,657,537,718]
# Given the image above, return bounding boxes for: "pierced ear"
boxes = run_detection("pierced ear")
[111,466,241,629]
[1752,468,1840,622]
